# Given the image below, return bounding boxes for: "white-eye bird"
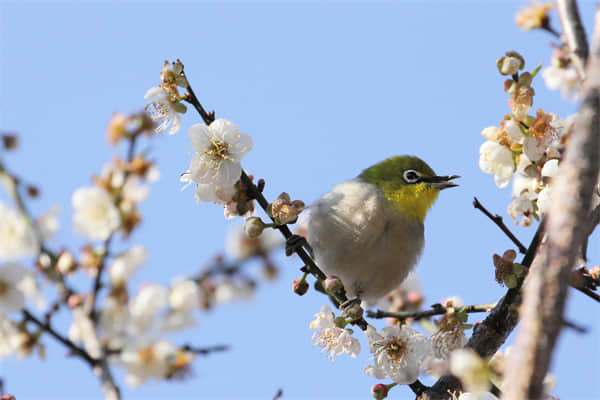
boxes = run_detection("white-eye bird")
[307,155,458,304]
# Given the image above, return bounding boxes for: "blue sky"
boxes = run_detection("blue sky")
[1,1,599,399]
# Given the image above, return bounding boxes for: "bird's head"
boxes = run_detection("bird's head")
[358,155,459,223]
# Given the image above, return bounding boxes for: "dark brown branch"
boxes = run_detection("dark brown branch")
[367,302,496,321]
[574,286,600,302]
[473,197,527,253]
[271,389,283,400]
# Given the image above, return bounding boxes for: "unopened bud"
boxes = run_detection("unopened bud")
[56,251,77,275]
[1,134,18,151]
[292,277,309,296]
[504,274,518,289]
[497,56,522,76]
[503,249,517,263]
[505,51,525,69]
[26,185,40,198]
[341,303,364,321]
[518,71,533,87]
[322,275,343,294]
[504,79,518,94]
[371,383,389,400]
[67,293,85,308]
[244,217,265,238]
[1,394,16,400]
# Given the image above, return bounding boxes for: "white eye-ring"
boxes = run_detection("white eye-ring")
[403,169,421,184]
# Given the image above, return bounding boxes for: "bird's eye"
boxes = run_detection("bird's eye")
[403,169,421,184]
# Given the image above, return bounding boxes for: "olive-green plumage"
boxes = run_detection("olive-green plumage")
[307,155,458,302]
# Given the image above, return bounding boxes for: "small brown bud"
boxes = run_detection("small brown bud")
[2,134,19,150]
[292,278,309,296]
[371,383,389,400]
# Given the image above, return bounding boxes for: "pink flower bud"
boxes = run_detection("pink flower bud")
[371,383,389,400]
[322,275,343,294]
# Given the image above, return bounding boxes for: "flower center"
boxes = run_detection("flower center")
[206,138,232,162]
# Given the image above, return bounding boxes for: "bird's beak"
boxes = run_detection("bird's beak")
[422,175,460,190]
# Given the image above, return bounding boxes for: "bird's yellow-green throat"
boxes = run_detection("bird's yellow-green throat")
[358,156,444,223]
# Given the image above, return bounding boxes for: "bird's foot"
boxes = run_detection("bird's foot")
[285,234,314,257]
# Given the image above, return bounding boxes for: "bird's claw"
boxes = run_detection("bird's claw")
[285,234,313,257]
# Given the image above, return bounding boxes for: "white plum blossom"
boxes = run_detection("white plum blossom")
[480,126,501,142]
[0,202,38,259]
[187,119,253,201]
[72,186,120,241]
[168,279,200,312]
[310,305,360,360]
[507,195,535,226]
[109,245,148,285]
[120,340,181,387]
[0,263,27,312]
[144,86,185,135]
[450,349,491,399]
[522,136,545,163]
[536,186,552,216]
[503,120,523,144]
[98,297,131,347]
[213,279,254,304]
[226,223,283,261]
[18,271,45,310]
[0,312,21,357]
[542,64,580,101]
[129,284,168,331]
[36,205,60,241]
[479,141,515,188]
[364,324,429,384]
[541,159,559,178]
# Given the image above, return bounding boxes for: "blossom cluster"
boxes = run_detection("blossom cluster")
[479,50,579,226]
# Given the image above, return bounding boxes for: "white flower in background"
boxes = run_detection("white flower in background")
[187,119,253,188]
[72,186,120,241]
[109,245,148,285]
[536,186,552,215]
[0,202,38,259]
[503,120,523,144]
[18,271,45,310]
[144,86,184,135]
[0,312,22,357]
[310,305,360,360]
[120,340,179,387]
[122,175,151,204]
[213,279,254,304]
[68,307,102,358]
[129,284,168,331]
[507,195,535,226]
[168,279,200,312]
[98,297,131,347]
[0,263,27,312]
[364,324,429,384]
[480,126,501,142]
[159,309,196,333]
[36,205,60,241]
[479,141,515,188]
[542,64,580,101]
[431,329,467,360]
[226,223,283,261]
[450,349,491,399]
[522,136,545,163]
[541,159,559,178]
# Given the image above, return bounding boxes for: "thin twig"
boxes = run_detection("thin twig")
[181,344,230,356]
[367,302,497,321]
[272,389,283,400]
[561,318,587,334]
[22,309,98,367]
[574,286,600,302]
[473,197,527,253]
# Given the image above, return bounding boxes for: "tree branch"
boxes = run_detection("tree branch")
[473,197,527,253]
[556,0,590,80]
[502,6,600,398]
[367,302,496,322]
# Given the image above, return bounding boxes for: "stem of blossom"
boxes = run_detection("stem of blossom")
[366,302,497,322]
[473,197,527,253]
[556,0,589,80]
[22,309,99,367]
